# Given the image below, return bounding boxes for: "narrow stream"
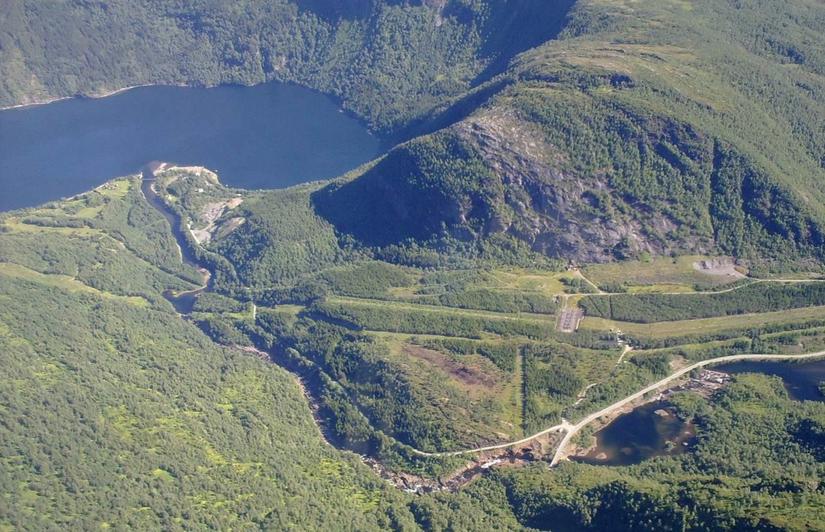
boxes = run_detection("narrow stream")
[140,163,210,313]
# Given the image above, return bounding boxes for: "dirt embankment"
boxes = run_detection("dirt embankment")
[403,344,498,387]
[693,257,747,278]
[368,431,563,494]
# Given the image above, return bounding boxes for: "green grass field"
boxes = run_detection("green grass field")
[327,295,557,323]
[0,262,149,307]
[582,255,743,291]
[580,305,825,338]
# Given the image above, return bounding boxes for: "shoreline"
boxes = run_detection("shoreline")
[0,80,377,138]
[0,83,171,112]
[550,350,825,466]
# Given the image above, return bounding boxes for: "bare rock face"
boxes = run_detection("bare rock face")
[450,109,705,262]
[315,91,821,266]
[314,107,703,263]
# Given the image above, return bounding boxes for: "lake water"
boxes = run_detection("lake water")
[572,401,695,467]
[714,358,825,402]
[0,83,382,211]
[574,359,825,467]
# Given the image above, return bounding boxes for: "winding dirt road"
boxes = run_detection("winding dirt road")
[410,420,573,457]
[550,350,825,465]
[410,350,825,462]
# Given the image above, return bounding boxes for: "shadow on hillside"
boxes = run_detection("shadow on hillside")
[389,1,577,145]
[312,152,449,247]
[294,0,404,22]
[471,0,577,86]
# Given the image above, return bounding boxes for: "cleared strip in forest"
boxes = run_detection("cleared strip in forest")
[578,279,825,325]
[579,305,825,338]
[365,330,495,343]
[327,295,557,323]
[578,277,825,298]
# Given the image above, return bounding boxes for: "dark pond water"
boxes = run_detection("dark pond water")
[0,82,382,211]
[573,401,695,467]
[574,359,825,467]
[714,358,825,402]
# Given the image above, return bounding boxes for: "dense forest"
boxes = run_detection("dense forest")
[4,0,825,268]
[3,0,825,530]
[0,178,530,528]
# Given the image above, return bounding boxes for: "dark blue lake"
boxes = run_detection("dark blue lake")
[573,401,696,466]
[714,358,825,402]
[574,359,825,467]
[0,83,382,211]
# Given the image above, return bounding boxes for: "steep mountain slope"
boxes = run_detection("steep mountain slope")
[315,0,825,270]
[0,0,573,131]
[0,178,526,529]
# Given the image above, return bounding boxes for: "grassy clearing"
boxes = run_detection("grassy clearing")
[626,283,696,294]
[74,205,104,219]
[0,262,149,307]
[16,179,133,223]
[1,218,101,236]
[327,295,557,323]
[583,255,738,290]
[96,178,131,199]
[580,305,825,338]
[269,304,304,316]
[486,268,570,296]
[366,330,504,343]
[376,335,523,446]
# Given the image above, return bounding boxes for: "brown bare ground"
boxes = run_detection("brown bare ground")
[403,345,497,387]
[692,257,746,278]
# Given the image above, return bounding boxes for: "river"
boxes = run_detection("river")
[140,164,209,314]
[0,82,381,211]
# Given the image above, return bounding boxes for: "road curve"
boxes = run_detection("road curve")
[410,421,573,457]
[549,349,825,466]
[408,350,825,461]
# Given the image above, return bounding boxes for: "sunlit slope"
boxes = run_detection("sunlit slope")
[0,178,520,529]
[316,0,825,270]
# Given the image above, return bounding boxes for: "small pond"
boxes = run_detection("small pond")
[574,359,825,467]
[572,401,695,466]
[714,359,825,402]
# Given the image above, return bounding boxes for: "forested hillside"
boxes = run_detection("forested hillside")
[0,0,573,131]
[3,0,825,530]
[4,170,824,530]
[0,178,527,529]
[316,0,825,270]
